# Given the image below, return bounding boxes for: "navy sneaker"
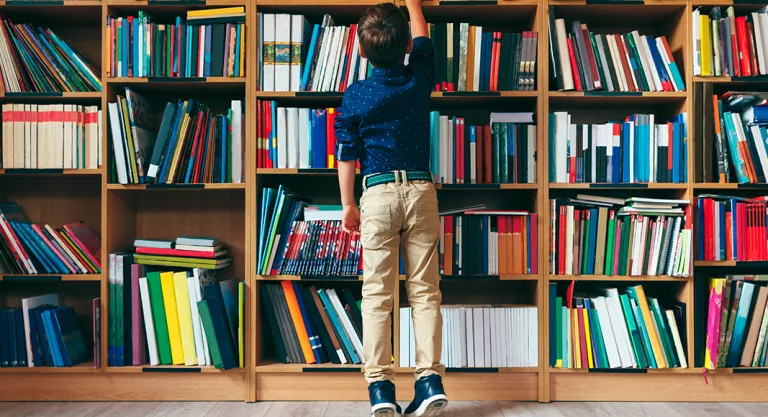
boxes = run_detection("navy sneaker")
[368,380,402,417]
[404,375,448,417]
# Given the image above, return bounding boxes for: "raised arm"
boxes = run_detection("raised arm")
[406,0,428,39]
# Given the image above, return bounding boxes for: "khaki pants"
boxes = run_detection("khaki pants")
[360,173,445,383]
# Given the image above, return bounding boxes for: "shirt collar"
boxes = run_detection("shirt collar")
[371,64,407,78]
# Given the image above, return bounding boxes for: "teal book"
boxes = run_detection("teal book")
[555,295,563,367]
[491,123,500,183]
[430,111,440,181]
[590,301,609,368]
[198,300,224,369]
[562,306,570,368]
[318,289,358,364]
[727,282,756,367]
[620,294,648,368]
[629,295,657,368]
[651,298,679,367]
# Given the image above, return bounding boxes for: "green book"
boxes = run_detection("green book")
[500,123,509,184]
[605,215,615,276]
[587,301,607,367]
[555,296,563,367]
[589,32,608,92]
[627,288,657,368]
[147,272,173,365]
[619,293,648,368]
[227,109,233,183]
[582,212,591,274]
[198,300,224,369]
[115,256,125,365]
[651,298,679,367]
[491,123,501,183]
[108,255,116,366]
[625,33,650,91]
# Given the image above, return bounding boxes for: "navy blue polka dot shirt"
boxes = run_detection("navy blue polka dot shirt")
[334,36,435,177]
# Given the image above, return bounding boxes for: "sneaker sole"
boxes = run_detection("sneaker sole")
[372,403,400,417]
[405,394,449,417]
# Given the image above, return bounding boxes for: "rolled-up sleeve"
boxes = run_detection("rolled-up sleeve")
[408,36,435,88]
[334,90,362,162]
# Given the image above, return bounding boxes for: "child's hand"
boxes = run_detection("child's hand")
[342,204,361,235]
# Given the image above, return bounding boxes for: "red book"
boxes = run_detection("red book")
[558,206,566,275]
[31,224,77,274]
[493,32,502,91]
[55,229,96,273]
[732,19,742,77]
[726,208,733,261]
[327,108,337,169]
[567,37,582,91]
[614,36,636,91]
[459,119,465,183]
[738,203,745,261]
[530,213,538,274]
[63,222,101,267]
[187,110,205,182]
[577,305,589,368]
[476,125,484,184]
[135,246,227,259]
[456,120,462,183]
[342,24,357,92]
[131,264,145,365]
[737,17,752,77]
[581,25,601,90]
[762,203,767,260]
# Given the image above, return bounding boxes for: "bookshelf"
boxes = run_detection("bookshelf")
[0,0,767,405]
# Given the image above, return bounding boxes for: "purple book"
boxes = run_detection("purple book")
[223,23,232,76]
[131,264,145,365]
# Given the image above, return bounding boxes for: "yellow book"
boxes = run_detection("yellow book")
[572,309,581,368]
[166,111,191,183]
[173,272,198,366]
[187,7,244,18]
[119,97,139,183]
[701,14,712,76]
[238,281,244,368]
[160,272,184,364]
[583,308,594,368]
[239,25,245,77]
[633,285,668,368]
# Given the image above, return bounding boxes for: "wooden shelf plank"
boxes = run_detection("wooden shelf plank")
[0,274,101,282]
[106,366,245,373]
[255,91,537,98]
[694,260,736,267]
[695,182,768,190]
[396,366,538,373]
[106,183,246,190]
[0,91,102,100]
[108,0,244,5]
[549,183,686,190]
[0,362,98,373]
[548,91,687,98]
[257,0,392,5]
[255,363,363,373]
[107,77,245,86]
[256,274,536,281]
[549,367,700,374]
[549,275,690,281]
[0,168,101,176]
[0,0,102,6]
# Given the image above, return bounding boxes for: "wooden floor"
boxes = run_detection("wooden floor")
[0,402,766,417]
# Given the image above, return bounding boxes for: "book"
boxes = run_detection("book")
[697,195,768,261]
[694,7,768,78]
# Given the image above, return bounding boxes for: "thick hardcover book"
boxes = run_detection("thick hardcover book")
[203,282,238,369]
[198,301,224,368]
[146,272,172,365]
[260,284,288,364]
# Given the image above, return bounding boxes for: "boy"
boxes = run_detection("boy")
[335,1,447,416]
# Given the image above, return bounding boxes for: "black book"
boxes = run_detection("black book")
[270,284,302,363]
[623,33,647,91]
[745,127,767,183]
[576,125,583,183]
[260,284,289,364]
[571,21,593,91]
[598,35,619,92]
[569,33,588,93]
[300,285,339,364]
[191,26,199,77]
[548,6,562,91]
[0,308,6,367]
[210,24,226,77]
[519,125,527,183]
[454,23,460,90]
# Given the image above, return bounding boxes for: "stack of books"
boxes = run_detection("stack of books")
[1,293,89,368]
[108,89,244,184]
[0,201,101,275]
[132,236,232,270]
[1,104,101,170]
[108,257,244,369]
[550,283,688,369]
[440,210,537,276]
[550,195,692,277]
[548,9,685,92]
[400,305,538,368]
[704,276,768,369]
[549,112,689,184]
[0,17,101,93]
[693,7,768,78]
[430,112,536,184]
[429,24,538,92]
[697,195,768,262]
[261,281,363,365]
[106,8,246,78]
[710,91,768,184]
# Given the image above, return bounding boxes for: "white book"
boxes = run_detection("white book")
[555,19,574,91]
[448,118,454,184]
[511,308,519,367]
[409,308,416,367]
[311,26,332,92]
[440,308,448,367]
[276,107,288,168]
[595,35,614,92]
[322,27,342,92]
[274,14,292,92]
[693,9,701,76]
[452,309,460,367]
[489,309,497,367]
[298,108,310,169]
[22,293,59,366]
[473,27,482,92]
[496,309,504,367]
[604,289,635,368]
[666,310,688,368]
[328,289,364,361]
[316,26,336,92]
[1,104,10,169]
[751,125,768,179]
[290,15,308,92]
[139,278,160,366]
[333,28,350,91]
[30,104,37,168]
[198,25,206,77]
[483,308,491,367]
[262,14,276,91]
[439,116,447,183]
[399,307,410,367]
[473,307,483,366]
[347,32,360,88]
[530,308,538,366]
[635,33,662,92]
[459,307,467,367]
[594,297,621,368]
[607,36,627,92]
[108,102,129,184]
[458,23,469,91]
[286,107,299,169]
[359,56,368,81]
[554,111,569,182]
[193,270,211,366]
[231,100,243,183]
[759,11,768,76]
[590,125,597,182]
[565,206,574,275]
[466,308,475,367]
[187,278,206,366]
[753,303,768,365]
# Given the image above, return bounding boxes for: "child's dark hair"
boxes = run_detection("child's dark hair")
[357,3,411,68]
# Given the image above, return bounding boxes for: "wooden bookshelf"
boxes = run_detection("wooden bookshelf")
[2,0,768,406]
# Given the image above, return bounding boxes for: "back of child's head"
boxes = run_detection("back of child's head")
[357,3,411,69]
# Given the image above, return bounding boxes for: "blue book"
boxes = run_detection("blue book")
[697,198,705,260]
[483,32,493,91]
[204,24,213,76]
[133,17,140,77]
[723,112,749,183]
[631,297,657,368]
[219,280,239,345]
[53,307,86,367]
[32,307,54,367]
[612,131,621,183]
[22,223,68,274]
[727,282,756,367]
[432,112,441,181]
[14,310,25,367]
[271,201,306,274]
[663,42,686,91]
[42,310,62,367]
[311,109,327,168]
[5,310,16,366]
[157,100,187,183]
[293,282,323,363]
[584,300,602,368]
[679,114,688,182]
[28,306,43,367]
[301,25,321,90]
[645,37,671,90]
[588,209,598,274]
[0,308,6,367]
[622,121,631,183]
[234,24,242,77]
[318,289,359,364]
[12,222,56,273]
[672,122,681,182]
[203,282,238,369]
[220,115,228,183]
[122,19,128,77]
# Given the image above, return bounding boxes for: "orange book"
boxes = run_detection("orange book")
[631,285,667,368]
[498,217,507,275]
[511,217,520,274]
[521,216,528,274]
[505,217,514,275]
[280,281,316,364]
[466,26,476,92]
[445,216,454,275]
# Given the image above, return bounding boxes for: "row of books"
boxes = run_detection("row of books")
[260,14,366,92]
[278,220,362,277]
[1,104,101,170]
[0,17,101,93]
[549,112,689,184]
[549,283,688,369]
[261,282,362,364]
[133,236,232,270]
[550,196,692,277]
[705,276,768,369]
[430,112,536,185]
[108,255,244,369]
[697,195,768,262]
[711,92,768,184]
[259,186,304,276]
[548,9,685,92]
[0,201,101,275]
[693,7,768,78]
[106,8,246,78]
[108,89,244,184]
[439,213,538,276]
[400,306,538,368]
[1,294,90,368]
[429,24,538,92]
